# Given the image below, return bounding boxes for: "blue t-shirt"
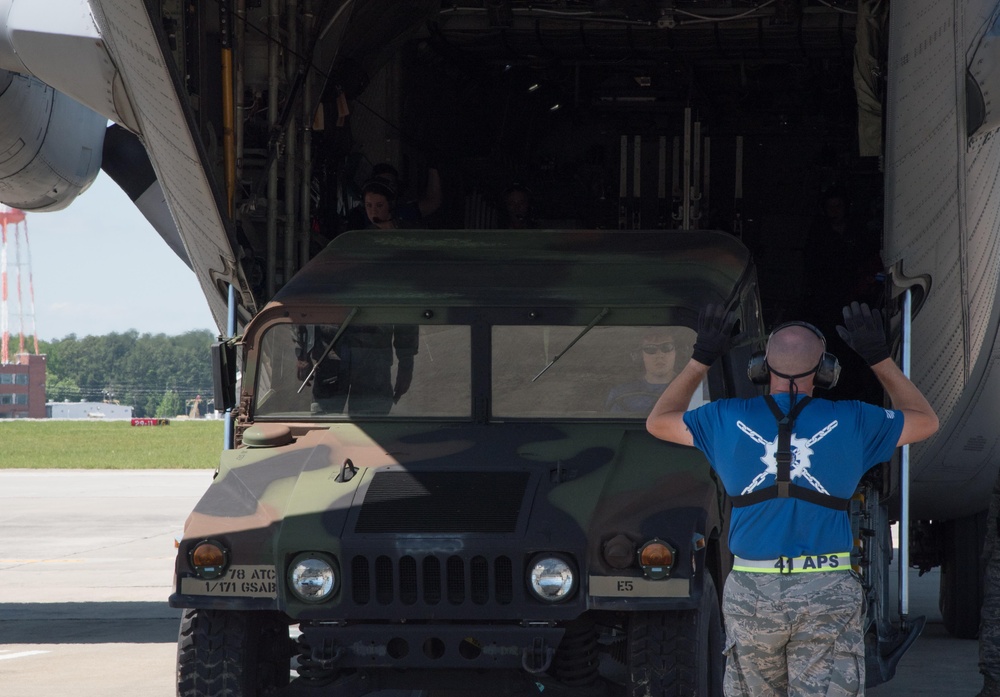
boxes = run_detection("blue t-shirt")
[604,379,667,413]
[683,393,903,559]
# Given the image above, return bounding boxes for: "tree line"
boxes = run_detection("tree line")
[40,330,217,418]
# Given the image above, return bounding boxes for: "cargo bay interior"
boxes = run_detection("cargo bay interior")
[206,0,884,401]
[313,2,884,344]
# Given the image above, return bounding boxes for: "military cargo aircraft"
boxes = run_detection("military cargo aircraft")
[2,0,999,691]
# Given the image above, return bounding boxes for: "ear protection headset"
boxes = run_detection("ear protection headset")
[361,178,398,202]
[747,321,841,389]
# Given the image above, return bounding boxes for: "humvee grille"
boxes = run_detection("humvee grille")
[355,471,530,534]
[350,554,514,606]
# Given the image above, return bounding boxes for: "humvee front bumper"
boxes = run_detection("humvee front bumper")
[297,622,565,672]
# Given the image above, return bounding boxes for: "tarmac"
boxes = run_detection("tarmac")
[867,563,980,696]
[0,469,986,696]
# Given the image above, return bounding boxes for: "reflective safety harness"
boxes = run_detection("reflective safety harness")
[729,395,852,511]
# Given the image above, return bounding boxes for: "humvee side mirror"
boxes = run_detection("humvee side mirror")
[211,339,238,412]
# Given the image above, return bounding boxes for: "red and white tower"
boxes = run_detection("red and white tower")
[0,207,37,365]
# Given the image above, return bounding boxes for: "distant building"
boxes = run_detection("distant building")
[46,401,134,420]
[0,353,46,418]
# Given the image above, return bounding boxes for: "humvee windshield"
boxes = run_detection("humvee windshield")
[253,322,707,420]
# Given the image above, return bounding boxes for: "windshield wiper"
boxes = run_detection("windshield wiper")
[296,307,359,394]
[532,307,609,382]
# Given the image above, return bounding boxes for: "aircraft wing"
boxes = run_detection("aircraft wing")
[0,0,255,332]
[86,0,253,330]
[0,0,435,332]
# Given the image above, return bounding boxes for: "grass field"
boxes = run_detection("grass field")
[0,419,224,469]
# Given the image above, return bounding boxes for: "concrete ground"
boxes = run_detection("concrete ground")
[0,469,984,696]
[867,566,981,696]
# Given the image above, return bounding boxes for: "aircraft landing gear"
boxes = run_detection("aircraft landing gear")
[939,512,987,639]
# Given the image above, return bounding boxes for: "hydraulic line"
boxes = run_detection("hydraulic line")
[220,0,236,217]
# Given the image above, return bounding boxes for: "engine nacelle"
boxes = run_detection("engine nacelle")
[0,70,105,211]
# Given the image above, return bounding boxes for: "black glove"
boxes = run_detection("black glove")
[393,356,414,403]
[836,301,890,365]
[692,304,738,366]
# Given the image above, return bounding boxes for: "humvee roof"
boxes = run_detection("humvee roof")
[266,229,751,310]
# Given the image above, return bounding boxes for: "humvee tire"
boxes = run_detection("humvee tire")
[626,574,724,697]
[177,609,293,696]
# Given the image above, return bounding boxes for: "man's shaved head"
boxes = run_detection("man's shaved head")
[766,324,825,376]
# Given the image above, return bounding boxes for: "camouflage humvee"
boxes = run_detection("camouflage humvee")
[171,229,766,697]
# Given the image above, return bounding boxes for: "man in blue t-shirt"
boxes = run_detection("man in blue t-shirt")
[646,302,939,697]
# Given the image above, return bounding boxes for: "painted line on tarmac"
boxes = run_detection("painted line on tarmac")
[0,650,49,661]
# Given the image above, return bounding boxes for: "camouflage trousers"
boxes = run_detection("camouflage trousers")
[980,468,1000,683]
[722,569,866,697]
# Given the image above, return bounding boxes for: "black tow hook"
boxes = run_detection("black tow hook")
[309,637,342,669]
[521,637,555,673]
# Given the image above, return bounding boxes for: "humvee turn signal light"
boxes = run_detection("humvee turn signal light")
[638,539,676,580]
[190,540,228,580]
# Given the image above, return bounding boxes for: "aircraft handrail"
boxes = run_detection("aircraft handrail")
[224,283,237,451]
[900,288,913,618]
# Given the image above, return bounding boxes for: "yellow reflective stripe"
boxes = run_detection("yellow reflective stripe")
[732,552,853,573]
[732,564,852,574]
[732,564,784,573]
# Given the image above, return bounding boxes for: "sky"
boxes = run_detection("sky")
[5,172,218,342]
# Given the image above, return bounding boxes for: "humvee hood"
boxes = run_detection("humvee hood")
[183,421,718,563]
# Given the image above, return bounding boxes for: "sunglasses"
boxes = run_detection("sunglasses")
[641,342,676,355]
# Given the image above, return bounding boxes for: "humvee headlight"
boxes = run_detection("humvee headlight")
[189,540,228,580]
[527,554,576,602]
[289,554,337,603]
[638,539,676,580]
